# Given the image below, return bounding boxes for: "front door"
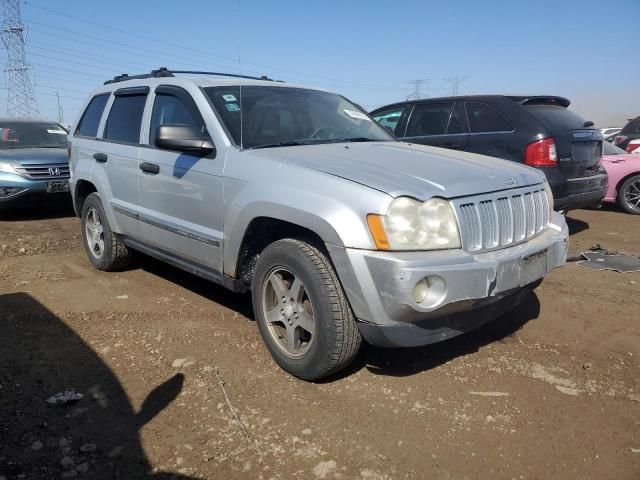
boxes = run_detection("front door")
[138,85,224,271]
[401,101,469,151]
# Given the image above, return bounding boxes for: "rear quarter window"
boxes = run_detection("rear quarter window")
[525,105,587,131]
[75,94,110,138]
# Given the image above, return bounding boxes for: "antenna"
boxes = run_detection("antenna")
[444,76,469,96]
[2,0,39,118]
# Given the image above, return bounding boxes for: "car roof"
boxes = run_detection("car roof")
[371,94,571,112]
[88,75,329,97]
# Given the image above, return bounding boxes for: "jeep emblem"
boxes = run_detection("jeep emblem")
[505,177,518,187]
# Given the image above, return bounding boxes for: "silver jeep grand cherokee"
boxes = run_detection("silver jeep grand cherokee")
[69,69,568,380]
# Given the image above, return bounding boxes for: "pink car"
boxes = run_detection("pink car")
[602,142,640,214]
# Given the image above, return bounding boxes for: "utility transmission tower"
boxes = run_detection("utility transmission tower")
[444,76,469,96]
[407,79,430,100]
[2,0,39,118]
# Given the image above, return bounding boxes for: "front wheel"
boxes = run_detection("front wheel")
[252,239,361,380]
[618,174,640,215]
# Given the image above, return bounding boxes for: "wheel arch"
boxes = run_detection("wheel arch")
[73,180,98,217]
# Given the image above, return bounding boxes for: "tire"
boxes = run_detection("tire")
[252,239,361,380]
[80,193,131,271]
[618,174,640,215]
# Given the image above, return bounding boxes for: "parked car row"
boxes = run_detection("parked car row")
[0,68,637,379]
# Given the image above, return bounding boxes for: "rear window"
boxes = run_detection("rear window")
[620,117,640,134]
[525,105,588,131]
[75,94,109,138]
[104,94,147,144]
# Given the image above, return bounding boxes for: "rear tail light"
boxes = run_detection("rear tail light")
[614,135,627,146]
[525,138,557,167]
[627,142,640,154]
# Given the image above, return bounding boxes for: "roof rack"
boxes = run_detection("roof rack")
[104,67,276,85]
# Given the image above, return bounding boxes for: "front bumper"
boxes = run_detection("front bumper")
[327,212,568,347]
[0,172,70,203]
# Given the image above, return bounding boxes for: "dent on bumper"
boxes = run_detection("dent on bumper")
[327,212,568,336]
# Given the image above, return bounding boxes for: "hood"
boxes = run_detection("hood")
[0,147,67,165]
[248,141,544,199]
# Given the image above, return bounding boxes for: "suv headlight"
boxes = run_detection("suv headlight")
[367,196,461,250]
[0,160,21,175]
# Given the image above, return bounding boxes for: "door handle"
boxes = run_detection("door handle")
[140,162,160,174]
[93,153,108,163]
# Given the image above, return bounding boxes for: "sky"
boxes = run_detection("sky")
[1,0,638,127]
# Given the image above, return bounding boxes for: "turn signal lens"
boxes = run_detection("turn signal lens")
[366,214,390,250]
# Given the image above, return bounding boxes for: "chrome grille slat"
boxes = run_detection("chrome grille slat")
[454,186,550,253]
[15,163,70,180]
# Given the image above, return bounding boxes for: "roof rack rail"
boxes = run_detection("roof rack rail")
[104,67,276,85]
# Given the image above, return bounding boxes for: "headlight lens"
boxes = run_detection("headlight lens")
[0,160,20,175]
[369,196,461,250]
[544,181,554,213]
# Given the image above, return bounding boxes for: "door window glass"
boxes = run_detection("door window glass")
[466,102,512,133]
[446,103,464,134]
[406,102,455,136]
[150,94,209,146]
[104,94,147,144]
[75,94,109,138]
[372,107,405,135]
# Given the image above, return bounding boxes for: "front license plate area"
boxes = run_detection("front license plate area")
[46,181,69,193]
[521,249,548,286]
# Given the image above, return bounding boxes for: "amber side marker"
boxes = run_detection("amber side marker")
[366,214,390,250]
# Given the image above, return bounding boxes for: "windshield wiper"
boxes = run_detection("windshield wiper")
[329,137,378,143]
[249,141,306,150]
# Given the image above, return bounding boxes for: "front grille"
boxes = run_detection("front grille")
[15,163,70,180]
[454,186,550,253]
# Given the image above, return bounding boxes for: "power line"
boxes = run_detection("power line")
[2,0,39,117]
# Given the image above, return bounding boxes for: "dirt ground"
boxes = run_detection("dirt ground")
[0,199,639,480]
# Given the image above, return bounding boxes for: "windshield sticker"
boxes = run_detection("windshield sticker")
[222,94,238,102]
[47,129,67,134]
[344,109,370,121]
[225,103,241,112]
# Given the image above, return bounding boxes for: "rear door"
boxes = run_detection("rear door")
[464,102,516,160]
[525,104,603,179]
[95,87,148,237]
[402,101,469,150]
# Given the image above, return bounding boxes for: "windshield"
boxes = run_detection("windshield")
[204,86,393,149]
[603,141,627,155]
[0,122,68,149]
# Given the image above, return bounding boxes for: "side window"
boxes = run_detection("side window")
[372,107,405,135]
[465,102,512,133]
[75,94,109,138]
[149,92,209,147]
[446,103,464,134]
[104,94,147,144]
[406,102,455,137]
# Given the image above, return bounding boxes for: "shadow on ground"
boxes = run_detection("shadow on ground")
[0,293,196,479]
[0,195,75,221]
[565,214,589,235]
[356,291,540,378]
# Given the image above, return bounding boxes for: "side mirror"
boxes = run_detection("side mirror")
[155,124,215,156]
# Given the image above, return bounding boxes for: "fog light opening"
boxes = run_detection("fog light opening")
[413,275,446,308]
[0,187,23,197]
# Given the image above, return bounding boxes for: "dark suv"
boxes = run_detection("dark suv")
[614,116,640,153]
[371,95,607,212]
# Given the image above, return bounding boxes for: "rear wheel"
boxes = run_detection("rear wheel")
[252,239,361,380]
[618,174,640,215]
[81,193,131,270]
